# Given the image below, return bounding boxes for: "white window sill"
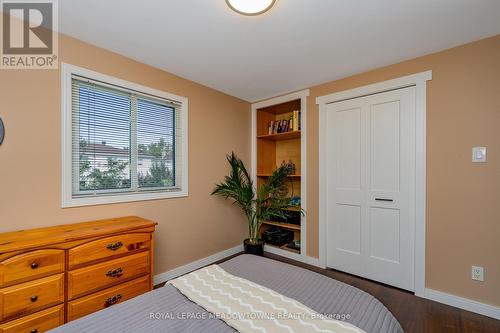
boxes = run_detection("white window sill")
[62,190,188,208]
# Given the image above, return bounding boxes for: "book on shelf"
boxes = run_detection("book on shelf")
[282,119,288,132]
[266,110,301,135]
[292,110,301,131]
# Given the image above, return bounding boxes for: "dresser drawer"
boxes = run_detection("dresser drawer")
[68,275,150,321]
[0,274,64,322]
[0,304,64,333]
[0,250,65,288]
[68,233,150,269]
[68,251,149,300]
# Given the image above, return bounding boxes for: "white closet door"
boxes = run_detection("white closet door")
[325,98,367,278]
[325,87,416,291]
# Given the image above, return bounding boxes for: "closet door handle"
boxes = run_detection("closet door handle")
[375,198,393,202]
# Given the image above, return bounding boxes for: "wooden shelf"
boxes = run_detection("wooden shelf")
[257,131,301,141]
[257,99,301,115]
[257,99,303,256]
[284,206,301,212]
[280,243,301,254]
[262,221,301,231]
[257,174,301,178]
[266,243,301,254]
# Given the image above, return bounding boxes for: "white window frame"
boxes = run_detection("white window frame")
[61,63,188,208]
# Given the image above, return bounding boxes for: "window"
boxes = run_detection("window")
[62,64,188,207]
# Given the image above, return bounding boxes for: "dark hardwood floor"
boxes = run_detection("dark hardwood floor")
[157,252,499,332]
[261,253,500,333]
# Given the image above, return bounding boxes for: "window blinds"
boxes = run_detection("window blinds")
[71,75,183,198]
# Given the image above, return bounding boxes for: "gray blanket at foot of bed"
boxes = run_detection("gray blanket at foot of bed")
[51,254,403,333]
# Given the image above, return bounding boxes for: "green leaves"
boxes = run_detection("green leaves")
[211,152,292,242]
[138,159,174,187]
[212,152,254,213]
[255,163,292,223]
[82,157,130,190]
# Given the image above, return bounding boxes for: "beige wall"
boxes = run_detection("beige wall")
[0,12,498,308]
[305,35,500,306]
[0,33,250,275]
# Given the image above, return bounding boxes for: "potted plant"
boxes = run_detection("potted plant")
[212,152,292,256]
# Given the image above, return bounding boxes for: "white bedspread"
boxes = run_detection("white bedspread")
[168,264,366,333]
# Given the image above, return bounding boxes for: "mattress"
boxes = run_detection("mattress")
[51,254,403,333]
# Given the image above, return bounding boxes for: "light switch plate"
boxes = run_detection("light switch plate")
[472,147,487,163]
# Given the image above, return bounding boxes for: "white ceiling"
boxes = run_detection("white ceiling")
[59,0,500,102]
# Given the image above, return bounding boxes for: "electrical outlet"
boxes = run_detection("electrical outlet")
[471,266,484,281]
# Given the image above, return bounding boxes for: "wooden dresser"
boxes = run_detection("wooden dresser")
[0,216,157,332]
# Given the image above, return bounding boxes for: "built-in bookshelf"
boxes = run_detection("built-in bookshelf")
[257,131,301,141]
[256,99,303,254]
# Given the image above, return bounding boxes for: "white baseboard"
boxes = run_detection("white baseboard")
[263,245,325,269]
[423,288,500,320]
[154,244,243,285]
[154,244,324,286]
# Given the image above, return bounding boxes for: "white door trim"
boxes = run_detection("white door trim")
[251,89,316,265]
[317,71,432,297]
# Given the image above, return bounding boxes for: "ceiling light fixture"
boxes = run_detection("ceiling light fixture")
[226,0,276,16]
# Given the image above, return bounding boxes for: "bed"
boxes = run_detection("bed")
[51,254,403,333]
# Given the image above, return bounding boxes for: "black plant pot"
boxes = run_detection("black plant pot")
[243,239,264,256]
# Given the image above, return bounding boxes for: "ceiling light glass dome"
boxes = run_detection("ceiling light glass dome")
[226,0,276,16]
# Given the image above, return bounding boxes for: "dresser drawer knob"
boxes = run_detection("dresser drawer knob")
[30,295,38,302]
[106,267,124,278]
[106,241,123,251]
[31,329,38,333]
[105,294,122,306]
[30,262,39,269]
